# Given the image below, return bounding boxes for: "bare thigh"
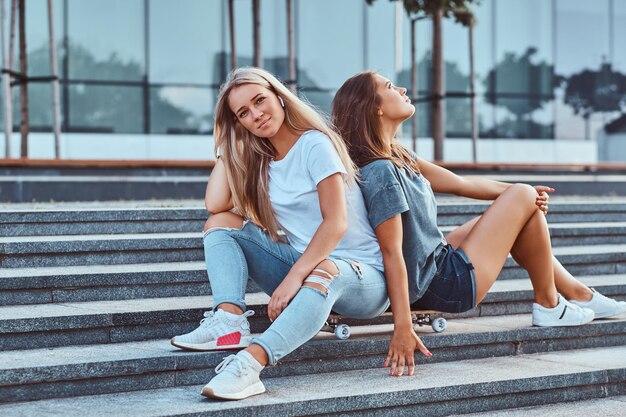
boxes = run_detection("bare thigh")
[445,216,481,249]
[203,211,245,232]
[457,185,538,302]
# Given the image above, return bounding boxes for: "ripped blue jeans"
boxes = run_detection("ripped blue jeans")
[203,221,389,365]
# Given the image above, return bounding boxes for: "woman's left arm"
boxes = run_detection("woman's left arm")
[417,157,553,210]
[267,173,348,321]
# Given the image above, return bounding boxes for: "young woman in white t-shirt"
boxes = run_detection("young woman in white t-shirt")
[170,67,395,400]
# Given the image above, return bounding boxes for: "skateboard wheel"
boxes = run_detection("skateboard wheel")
[335,324,351,340]
[432,317,447,333]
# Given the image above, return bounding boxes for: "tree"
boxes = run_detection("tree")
[562,62,626,140]
[366,0,479,161]
[18,0,27,157]
[252,0,261,68]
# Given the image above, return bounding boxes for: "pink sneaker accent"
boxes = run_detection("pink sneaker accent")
[217,331,242,347]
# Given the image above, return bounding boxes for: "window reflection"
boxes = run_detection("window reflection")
[149,0,222,85]
[6,0,626,145]
[25,0,63,77]
[150,87,214,134]
[68,0,144,81]
[297,0,364,89]
[68,85,143,133]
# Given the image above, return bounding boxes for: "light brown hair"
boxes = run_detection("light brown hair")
[332,71,420,174]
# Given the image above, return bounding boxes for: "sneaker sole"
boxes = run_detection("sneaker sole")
[170,336,252,352]
[532,314,595,327]
[201,381,266,400]
[592,309,626,319]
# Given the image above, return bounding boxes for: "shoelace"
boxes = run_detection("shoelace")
[199,311,218,326]
[215,355,245,377]
[199,310,255,326]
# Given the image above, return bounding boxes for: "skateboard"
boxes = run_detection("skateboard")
[321,309,447,340]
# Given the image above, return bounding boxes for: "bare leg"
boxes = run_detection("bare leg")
[203,212,246,315]
[447,184,559,307]
[446,215,593,302]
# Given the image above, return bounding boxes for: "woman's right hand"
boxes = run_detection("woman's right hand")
[384,327,432,376]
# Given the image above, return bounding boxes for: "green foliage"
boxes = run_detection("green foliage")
[366,0,480,26]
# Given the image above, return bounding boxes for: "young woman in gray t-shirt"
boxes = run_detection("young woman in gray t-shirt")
[332,71,626,377]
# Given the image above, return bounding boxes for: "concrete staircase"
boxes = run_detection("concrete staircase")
[0,197,625,416]
[3,163,626,202]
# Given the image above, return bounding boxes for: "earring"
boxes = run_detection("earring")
[278,96,285,108]
[378,109,383,116]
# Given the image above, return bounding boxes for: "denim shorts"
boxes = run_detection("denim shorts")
[412,244,477,314]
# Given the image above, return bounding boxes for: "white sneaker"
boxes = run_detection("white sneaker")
[569,289,626,319]
[171,309,254,351]
[201,350,266,400]
[532,295,595,327]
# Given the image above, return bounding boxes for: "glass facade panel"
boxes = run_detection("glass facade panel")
[3,0,625,152]
[297,0,364,89]
[615,1,626,74]
[233,0,254,67]
[300,90,335,116]
[25,0,63,77]
[28,83,62,130]
[442,18,469,94]
[470,0,492,95]
[149,0,223,85]
[495,98,553,139]
[556,0,609,77]
[445,98,471,138]
[366,0,395,81]
[150,87,215,134]
[495,0,552,94]
[555,0,611,140]
[261,0,288,81]
[68,0,144,81]
[68,84,143,133]
[400,10,432,97]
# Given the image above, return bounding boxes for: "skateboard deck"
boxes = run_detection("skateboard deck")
[322,309,447,340]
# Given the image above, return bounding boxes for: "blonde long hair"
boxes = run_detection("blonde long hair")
[214,67,357,241]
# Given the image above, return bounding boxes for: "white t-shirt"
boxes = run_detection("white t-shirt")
[269,130,384,271]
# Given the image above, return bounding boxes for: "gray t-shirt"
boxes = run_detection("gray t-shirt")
[359,159,446,302]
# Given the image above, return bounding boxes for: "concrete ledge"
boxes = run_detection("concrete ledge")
[0,346,623,416]
[0,317,624,403]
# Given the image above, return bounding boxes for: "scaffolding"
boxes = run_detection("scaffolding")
[0,0,61,159]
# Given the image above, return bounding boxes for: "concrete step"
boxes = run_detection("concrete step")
[4,200,626,236]
[4,172,626,202]
[452,395,626,417]
[441,221,626,247]
[0,244,625,305]
[1,275,624,351]
[0,314,624,404]
[0,175,208,203]
[0,233,204,268]
[0,346,624,416]
[2,229,626,269]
